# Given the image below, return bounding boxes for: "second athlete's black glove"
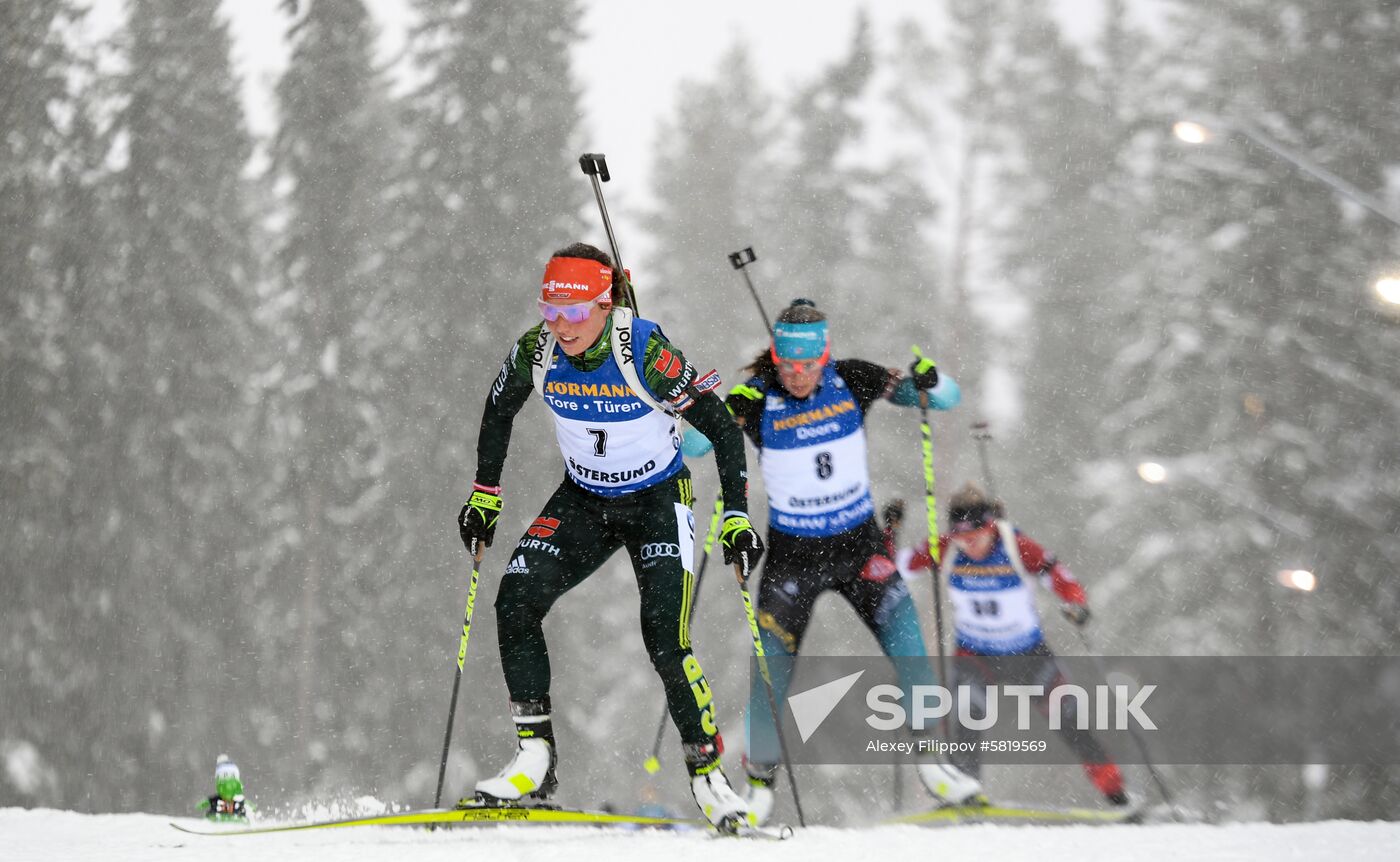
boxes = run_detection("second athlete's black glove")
[882,498,906,530]
[720,513,764,579]
[458,485,503,557]
[909,348,939,390]
[1060,604,1091,627]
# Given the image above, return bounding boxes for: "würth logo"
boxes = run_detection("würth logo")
[528,517,561,538]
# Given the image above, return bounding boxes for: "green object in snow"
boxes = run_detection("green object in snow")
[214,754,243,801]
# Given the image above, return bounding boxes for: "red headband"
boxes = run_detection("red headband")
[542,257,613,303]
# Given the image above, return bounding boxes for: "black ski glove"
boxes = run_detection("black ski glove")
[458,485,503,557]
[1060,604,1091,627]
[909,350,939,390]
[882,499,906,530]
[720,513,764,580]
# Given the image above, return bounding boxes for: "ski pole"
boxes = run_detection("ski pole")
[1074,628,1177,811]
[433,544,485,810]
[643,496,724,774]
[736,558,806,828]
[724,245,805,821]
[728,247,773,335]
[912,346,952,740]
[882,502,907,811]
[642,245,772,775]
[578,153,638,312]
[970,421,998,501]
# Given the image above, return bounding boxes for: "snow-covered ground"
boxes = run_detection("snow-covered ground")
[6,807,1400,862]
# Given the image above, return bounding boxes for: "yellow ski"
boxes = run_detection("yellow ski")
[888,802,1138,827]
[171,805,704,836]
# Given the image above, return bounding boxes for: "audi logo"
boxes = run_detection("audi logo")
[640,543,681,560]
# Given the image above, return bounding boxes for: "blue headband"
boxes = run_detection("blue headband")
[772,320,829,360]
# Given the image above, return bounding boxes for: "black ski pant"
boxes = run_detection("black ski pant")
[494,470,720,747]
[747,519,935,768]
[948,643,1117,778]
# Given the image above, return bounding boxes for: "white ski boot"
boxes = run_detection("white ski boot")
[471,701,557,803]
[474,737,557,801]
[743,761,778,826]
[917,758,985,806]
[690,767,749,832]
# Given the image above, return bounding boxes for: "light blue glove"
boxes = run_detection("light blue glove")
[926,373,961,410]
[681,427,714,459]
[891,373,961,410]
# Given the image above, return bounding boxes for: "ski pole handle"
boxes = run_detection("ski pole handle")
[577,152,631,311]
[970,421,999,501]
[578,153,610,181]
[728,247,772,335]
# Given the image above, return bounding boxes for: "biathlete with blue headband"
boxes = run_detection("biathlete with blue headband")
[456,242,764,832]
[683,298,984,824]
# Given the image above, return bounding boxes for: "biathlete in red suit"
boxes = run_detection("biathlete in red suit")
[900,482,1133,809]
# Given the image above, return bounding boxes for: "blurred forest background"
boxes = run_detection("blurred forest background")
[3,0,1399,823]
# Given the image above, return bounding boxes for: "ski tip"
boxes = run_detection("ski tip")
[714,816,793,840]
[735,823,793,840]
[169,820,237,835]
[643,756,661,775]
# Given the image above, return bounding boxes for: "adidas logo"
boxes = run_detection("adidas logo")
[505,555,529,575]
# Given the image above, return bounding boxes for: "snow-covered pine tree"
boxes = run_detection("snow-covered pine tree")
[401,0,586,347]
[266,0,407,796]
[762,12,876,306]
[1091,0,1400,659]
[992,2,1155,572]
[396,0,591,788]
[101,0,260,810]
[0,0,109,810]
[1086,0,1400,820]
[645,42,777,372]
